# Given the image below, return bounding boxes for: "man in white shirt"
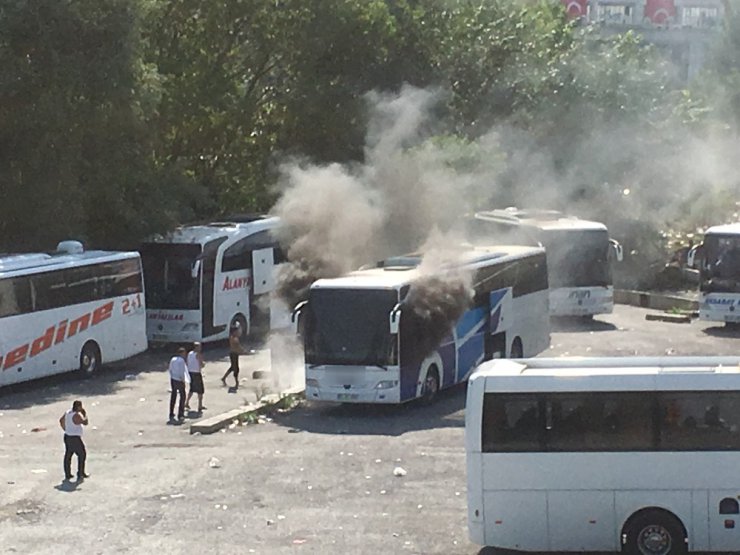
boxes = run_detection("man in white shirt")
[185,342,205,413]
[168,347,190,423]
[58,400,89,481]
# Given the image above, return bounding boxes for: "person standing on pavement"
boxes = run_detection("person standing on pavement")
[58,400,89,481]
[221,323,245,389]
[168,347,190,423]
[185,342,205,412]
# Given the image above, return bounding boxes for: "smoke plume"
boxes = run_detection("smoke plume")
[272,85,490,308]
[402,231,475,359]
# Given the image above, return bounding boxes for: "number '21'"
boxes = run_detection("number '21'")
[122,293,143,315]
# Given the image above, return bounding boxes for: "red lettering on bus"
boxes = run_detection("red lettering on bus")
[55,320,68,344]
[1,301,118,372]
[4,345,29,370]
[92,302,114,325]
[30,326,54,357]
[67,313,91,337]
[222,276,249,291]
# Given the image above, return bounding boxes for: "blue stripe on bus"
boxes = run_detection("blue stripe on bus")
[489,289,508,333]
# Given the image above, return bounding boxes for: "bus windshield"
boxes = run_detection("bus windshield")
[542,229,611,288]
[140,243,201,310]
[702,234,740,292]
[305,288,398,366]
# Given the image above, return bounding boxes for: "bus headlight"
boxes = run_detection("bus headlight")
[305,378,319,388]
[375,380,398,390]
[182,323,199,331]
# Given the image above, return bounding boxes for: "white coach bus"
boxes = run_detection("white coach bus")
[688,223,740,326]
[0,241,147,387]
[293,245,550,404]
[139,215,285,344]
[466,356,740,554]
[469,208,622,318]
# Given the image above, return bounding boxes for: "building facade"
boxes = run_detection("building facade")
[560,0,727,80]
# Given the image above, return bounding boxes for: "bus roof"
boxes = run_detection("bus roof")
[143,215,281,246]
[704,222,740,236]
[311,244,544,291]
[475,208,608,232]
[0,246,139,278]
[472,357,740,392]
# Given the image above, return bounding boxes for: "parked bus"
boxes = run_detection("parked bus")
[469,208,623,318]
[139,215,285,344]
[292,245,550,404]
[688,223,740,326]
[466,356,740,554]
[0,241,147,387]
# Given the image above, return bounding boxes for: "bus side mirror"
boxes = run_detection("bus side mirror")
[291,301,307,335]
[191,259,201,279]
[389,304,401,335]
[609,239,623,263]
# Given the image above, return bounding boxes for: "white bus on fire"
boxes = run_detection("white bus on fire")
[0,241,147,387]
[469,208,623,318]
[688,223,740,326]
[139,215,285,344]
[292,245,550,404]
[466,356,740,554]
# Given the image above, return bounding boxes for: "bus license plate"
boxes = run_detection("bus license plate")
[337,393,359,401]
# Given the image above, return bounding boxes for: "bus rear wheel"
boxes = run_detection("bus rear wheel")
[510,338,523,358]
[622,510,686,555]
[79,341,101,378]
[421,367,439,405]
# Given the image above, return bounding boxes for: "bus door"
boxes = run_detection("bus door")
[487,287,512,358]
[710,492,740,550]
[250,248,275,337]
[201,238,227,338]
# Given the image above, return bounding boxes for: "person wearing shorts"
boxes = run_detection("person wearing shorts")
[221,323,245,388]
[185,342,205,412]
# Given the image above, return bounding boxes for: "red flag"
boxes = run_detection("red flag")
[645,0,676,24]
[561,0,588,19]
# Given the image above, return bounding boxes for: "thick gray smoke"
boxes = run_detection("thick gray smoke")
[272,85,492,307]
[403,233,475,359]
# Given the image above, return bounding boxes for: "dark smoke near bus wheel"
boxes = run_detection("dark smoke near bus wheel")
[405,275,473,359]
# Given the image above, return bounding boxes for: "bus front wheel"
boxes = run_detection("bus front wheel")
[79,341,101,378]
[510,338,523,358]
[622,509,687,555]
[421,367,439,405]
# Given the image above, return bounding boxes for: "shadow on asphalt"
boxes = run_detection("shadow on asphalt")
[0,340,249,410]
[271,384,467,436]
[0,350,168,410]
[54,480,82,493]
[550,316,617,333]
[702,324,740,338]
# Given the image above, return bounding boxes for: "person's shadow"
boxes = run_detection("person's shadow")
[186,409,203,419]
[54,479,81,492]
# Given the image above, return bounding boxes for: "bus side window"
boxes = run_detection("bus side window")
[482,393,542,452]
[720,498,740,515]
[658,393,740,450]
[0,277,33,317]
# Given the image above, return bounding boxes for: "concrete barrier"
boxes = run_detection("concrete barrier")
[190,386,304,435]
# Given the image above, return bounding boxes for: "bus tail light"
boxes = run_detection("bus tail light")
[305,378,319,388]
[725,519,735,529]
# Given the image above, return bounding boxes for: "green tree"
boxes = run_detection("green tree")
[0,0,184,251]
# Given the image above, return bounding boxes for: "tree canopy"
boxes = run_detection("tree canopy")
[0,0,737,252]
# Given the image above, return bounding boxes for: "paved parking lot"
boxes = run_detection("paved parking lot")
[1,305,738,554]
